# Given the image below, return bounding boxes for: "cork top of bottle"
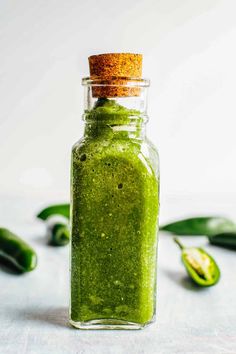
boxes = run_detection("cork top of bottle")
[88,53,143,98]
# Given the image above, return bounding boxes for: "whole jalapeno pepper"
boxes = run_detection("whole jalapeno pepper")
[0,228,37,272]
[174,237,220,287]
[208,232,236,250]
[161,216,236,236]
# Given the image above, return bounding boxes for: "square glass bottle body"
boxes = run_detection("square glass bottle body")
[70,80,159,329]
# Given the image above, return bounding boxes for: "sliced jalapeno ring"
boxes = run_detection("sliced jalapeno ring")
[49,223,70,246]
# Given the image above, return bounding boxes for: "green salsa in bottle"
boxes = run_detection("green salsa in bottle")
[70,53,159,329]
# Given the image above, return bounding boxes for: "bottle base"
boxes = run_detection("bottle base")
[69,317,155,330]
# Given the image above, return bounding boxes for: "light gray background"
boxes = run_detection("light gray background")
[1,1,236,354]
[1,0,236,202]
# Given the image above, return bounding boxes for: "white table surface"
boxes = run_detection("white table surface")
[0,195,236,354]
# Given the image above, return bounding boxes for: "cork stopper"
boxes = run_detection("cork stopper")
[88,53,143,97]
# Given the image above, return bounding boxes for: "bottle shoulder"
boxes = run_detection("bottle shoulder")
[145,138,160,170]
[72,136,158,152]
[72,137,159,179]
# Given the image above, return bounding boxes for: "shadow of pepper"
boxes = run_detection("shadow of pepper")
[163,269,207,292]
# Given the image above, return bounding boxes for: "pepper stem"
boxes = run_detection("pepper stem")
[173,237,185,250]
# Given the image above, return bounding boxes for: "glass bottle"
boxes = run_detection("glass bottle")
[70,54,159,329]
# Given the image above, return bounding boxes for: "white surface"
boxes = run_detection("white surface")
[1,2,236,352]
[1,196,236,354]
[0,0,236,200]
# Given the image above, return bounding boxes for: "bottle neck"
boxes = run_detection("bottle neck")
[82,83,149,141]
[84,110,147,140]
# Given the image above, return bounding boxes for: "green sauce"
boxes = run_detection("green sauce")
[71,99,159,326]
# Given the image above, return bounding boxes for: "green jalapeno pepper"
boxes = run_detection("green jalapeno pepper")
[208,232,236,250]
[0,228,37,272]
[47,217,70,246]
[174,237,220,287]
[161,216,236,236]
[37,203,70,221]
[37,204,70,246]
